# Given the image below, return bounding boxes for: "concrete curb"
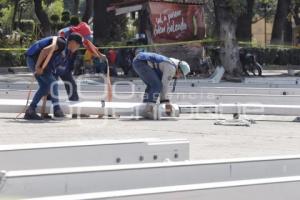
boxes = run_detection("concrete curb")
[0,66,29,74]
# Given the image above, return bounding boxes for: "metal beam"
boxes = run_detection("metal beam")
[1,155,300,198]
[23,177,300,200]
[244,77,300,85]
[179,103,300,116]
[2,90,300,105]
[3,79,300,93]
[3,79,300,94]
[0,99,180,120]
[0,139,189,171]
[1,99,300,118]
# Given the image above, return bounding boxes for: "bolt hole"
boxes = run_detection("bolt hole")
[174,153,179,159]
[116,158,121,163]
[233,113,239,119]
[139,156,144,162]
[153,155,158,160]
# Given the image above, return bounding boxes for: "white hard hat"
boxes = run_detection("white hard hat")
[169,58,190,77]
[178,61,191,76]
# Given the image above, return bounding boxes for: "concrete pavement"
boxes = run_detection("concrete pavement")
[0,113,300,160]
[1,72,300,161]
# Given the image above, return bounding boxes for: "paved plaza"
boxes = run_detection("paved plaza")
[1,72,300,161]
[1,113,300,160]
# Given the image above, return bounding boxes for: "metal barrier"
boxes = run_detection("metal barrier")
[2,90,300,105]
[0,99,180,119]
[23,176,300,200]
[179,103,300,116]
[1,155,300,198]
[0,139,189,171]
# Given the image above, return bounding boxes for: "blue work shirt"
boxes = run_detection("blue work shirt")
[26,37,67,73]
[54,48,77,76]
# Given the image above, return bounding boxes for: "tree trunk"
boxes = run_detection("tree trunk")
[94,0,128,44]
[72,0,80,16]
[214,0,242,78]
[293,5,300,25]
[236,0,254,41]
[213,1,220,38]
[138,9,148,34]
[11,0,19,30]
[17,5,23,29]
[82,0,93,23]
[63,0,73,13]
[285,17,293,44]
[93,0,110,44]
[33,0,51,36]
[271,0,292,44]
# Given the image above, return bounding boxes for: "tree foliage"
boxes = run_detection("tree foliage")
[61,11,70,23]
[0,1,13,30]
[225,0,247,18]
[93,0,128,44]
[46,0,63,19]
[253,0,277,22]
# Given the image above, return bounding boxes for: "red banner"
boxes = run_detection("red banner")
[149,2,205,43]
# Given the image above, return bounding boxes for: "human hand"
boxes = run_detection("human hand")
[165,103,173,116]
[35,67,43,76]
[102,55,108,63]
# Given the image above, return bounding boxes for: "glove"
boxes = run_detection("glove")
[165,103,173,116]
[160,100,172,116]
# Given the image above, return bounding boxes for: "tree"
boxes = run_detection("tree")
[236,0,254,41]
[11,0,19,30]
[17,0,26,29]
[93,0,128,44]
[73,0,79,16]
[93,0,109,44]
[61,10,71,24]
[62,0,79,16]
[253,0,277,22]
[34,0,51,36]
[50,14,59,32]
[288,0,300,39]
[82,0,93,23]
[7,0,33,31]
[271,0,292,44]
[291,0,300,25]
[213,0,247,78]
[63,0,72,13]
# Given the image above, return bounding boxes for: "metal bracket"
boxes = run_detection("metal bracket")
[0,171,7,191]
[101,100,105,108]
[214,119,253,127]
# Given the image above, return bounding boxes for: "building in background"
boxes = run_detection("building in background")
[251,18,273,46]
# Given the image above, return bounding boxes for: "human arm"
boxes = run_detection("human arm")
[159,62,176,102]
[35,37,58,75]
[84,39,107,60]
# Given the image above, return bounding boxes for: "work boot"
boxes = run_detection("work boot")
[41,113,52,119]
[54,109,65,118]
[24,107,43,120]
